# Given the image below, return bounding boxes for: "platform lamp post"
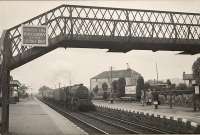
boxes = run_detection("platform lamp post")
[165,79,172,108]
[68,71,72,87]
[169,89,172,109]
[168,85,173,109]
[193,80,199,112]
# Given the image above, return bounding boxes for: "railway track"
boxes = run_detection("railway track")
[42,99,137,134]
[87,112,173,134]
[41,99,107,134]
[74,112,138,134]
[40,99,174,134]
[43,99,141,134]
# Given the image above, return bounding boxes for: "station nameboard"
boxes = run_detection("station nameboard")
[21,25,48,47]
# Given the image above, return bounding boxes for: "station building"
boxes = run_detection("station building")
[10,80,21,102]
[0,78,20,104]
[90,68,142,97]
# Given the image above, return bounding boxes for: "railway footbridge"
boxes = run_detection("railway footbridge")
[1,4,200,134]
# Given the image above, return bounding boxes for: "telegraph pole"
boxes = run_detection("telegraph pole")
[59,82,61,89]
[69,72,71,87]
[110,66,114,103]
[155,62,159,83]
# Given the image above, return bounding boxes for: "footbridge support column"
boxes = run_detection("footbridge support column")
[0,30,12,135]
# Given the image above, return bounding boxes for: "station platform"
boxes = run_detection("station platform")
[7,97,87,135]
[93,100,200,127]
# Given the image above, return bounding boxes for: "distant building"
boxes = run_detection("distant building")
[0,78,21,104]
[90,68,142,97]
[0,79,20,97]
[10,80,21,96]
[147,80,168,89]
[169,78,185,86]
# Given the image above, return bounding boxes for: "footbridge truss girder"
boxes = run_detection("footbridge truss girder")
[3,4,200,69]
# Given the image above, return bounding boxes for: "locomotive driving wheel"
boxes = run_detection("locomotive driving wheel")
[74,98,80,111]
[71,97,80,111]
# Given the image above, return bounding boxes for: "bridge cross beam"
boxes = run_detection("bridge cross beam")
[126,10,131,39]
[170,13,178,39]
[70,6,73,39]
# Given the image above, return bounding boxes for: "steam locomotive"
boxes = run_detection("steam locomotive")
[41,84,95,111]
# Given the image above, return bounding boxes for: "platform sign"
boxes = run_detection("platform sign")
[125,86,136,94]
[192,80,196,85]
[21,25,48,47]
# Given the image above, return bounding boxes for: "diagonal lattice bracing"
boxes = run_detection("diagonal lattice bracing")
[4,4,200,69]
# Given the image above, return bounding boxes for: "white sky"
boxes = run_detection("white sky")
[1,0,200,93]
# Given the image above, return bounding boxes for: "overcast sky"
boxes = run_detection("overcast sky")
[1,0,200,93]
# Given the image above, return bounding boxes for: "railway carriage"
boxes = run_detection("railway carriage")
[42,89,54,99]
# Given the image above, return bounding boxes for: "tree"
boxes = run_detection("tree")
[193,57,200,84]
[171,84,176,89]
[102,82,108,91]
[118,78,126,97]
[38,85,52,96]
[112,80,118,94]
[144,82,150,90]
[18,84,28,98]
[192,57,200,111]
[176,83,187,90]
[93,85,99,95]
[102,82,108,100]
[38,85,52,92]
[136,76,144,101]
[166,79,172,86]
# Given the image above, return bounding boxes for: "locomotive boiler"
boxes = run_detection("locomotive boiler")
[42,84,95,111]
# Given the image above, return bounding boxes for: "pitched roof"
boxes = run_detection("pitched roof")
[91,68,141,79]
[10,80,21,87]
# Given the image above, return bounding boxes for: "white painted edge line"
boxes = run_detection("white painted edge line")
[36,98,88,135]
[95,103,199,127]
[182,118,187,123]
[192,122,198,127]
